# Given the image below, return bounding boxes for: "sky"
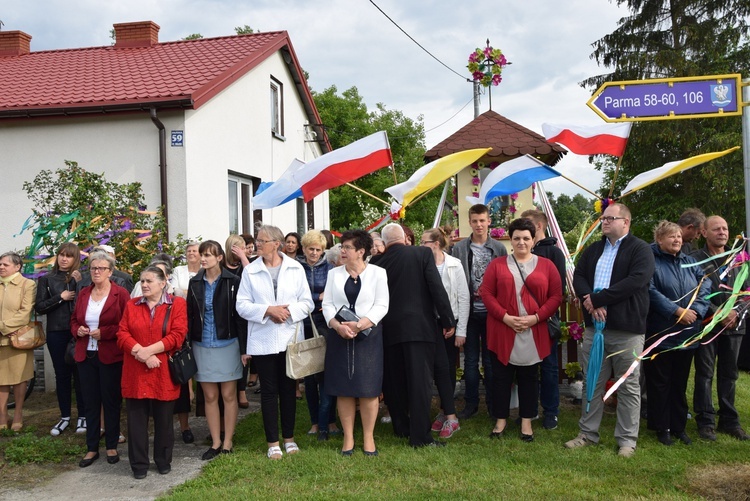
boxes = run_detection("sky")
[3,0,629,199]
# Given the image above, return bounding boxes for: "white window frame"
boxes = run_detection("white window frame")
[270,77,284,140]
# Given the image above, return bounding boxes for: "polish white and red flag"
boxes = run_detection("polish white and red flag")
[293,131,393,201]
[542,123,632,157]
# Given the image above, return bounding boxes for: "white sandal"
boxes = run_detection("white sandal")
[283,441,300,455]
[75,417,86,434]
[50,418,70,436]
[267,445,283,460]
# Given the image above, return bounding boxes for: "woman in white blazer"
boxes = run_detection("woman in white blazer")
[322,229,389,456]
[236,225,313,460]
[420,228,470,439]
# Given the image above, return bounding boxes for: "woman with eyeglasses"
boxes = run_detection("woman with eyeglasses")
[420,228,470,438]
[71,251,130,467]
[322,229,389,456]
[237,225,313,460]
[0,251,37,432]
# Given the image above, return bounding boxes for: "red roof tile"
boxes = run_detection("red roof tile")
[425,110,566,166]
[0,31,291,113]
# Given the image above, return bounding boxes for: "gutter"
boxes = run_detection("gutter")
[149,107,169,240]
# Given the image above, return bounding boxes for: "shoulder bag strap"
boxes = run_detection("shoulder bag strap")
[161,304,173,338]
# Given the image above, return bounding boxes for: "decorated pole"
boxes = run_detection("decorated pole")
[467,39,508,111]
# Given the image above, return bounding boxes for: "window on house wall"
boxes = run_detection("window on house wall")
[270,77,284,139]
[228,173,262,235]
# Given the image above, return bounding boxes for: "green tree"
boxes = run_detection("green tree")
[547,192,595,234]
[182,33,203,40]
[22,161,191,277]
[234,25,254,35]
[583,0,750,240]
[312,86,433,232]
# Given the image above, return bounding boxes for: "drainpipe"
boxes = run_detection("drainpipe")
[149,107,169,240]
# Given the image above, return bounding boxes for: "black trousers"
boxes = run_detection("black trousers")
[433,334,456,416]
[490,355,539,420]
[694,333,743,429]
[254,351,296,443]
[383,341,436,446]
[644,348,694,433]
[126,398,176,473]
[77,353,122,452]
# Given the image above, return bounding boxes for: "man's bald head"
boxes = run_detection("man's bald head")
[381,223,405,247]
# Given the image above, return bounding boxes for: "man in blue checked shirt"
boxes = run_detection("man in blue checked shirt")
[565,203,654,458]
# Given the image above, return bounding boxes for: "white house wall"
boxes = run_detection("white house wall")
[0,113,167,253]
[184,51,328,242]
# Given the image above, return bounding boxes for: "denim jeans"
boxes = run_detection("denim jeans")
[463,311,492,413]
[304,373,337,428]
[539,340,559,417]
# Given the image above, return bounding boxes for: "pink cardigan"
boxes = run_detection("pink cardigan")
[480,256,562,365]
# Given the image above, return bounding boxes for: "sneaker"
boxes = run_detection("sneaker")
[542,415,558,430]
[564,434,595,449]
[431,413,447,432]
[439,419,460,439]
[718,426,750,441]
[50,418,70,436]
[618,445,636,458]
[698,426,716,441]
[457,406,478,420]
[75,417,87,434]
[656,431,673,446]
[674,431,692,445]
[380,416,392,424]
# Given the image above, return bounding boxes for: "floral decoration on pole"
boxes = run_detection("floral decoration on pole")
[467,40,508,87]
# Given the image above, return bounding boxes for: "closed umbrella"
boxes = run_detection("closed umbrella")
[585,318,606,413]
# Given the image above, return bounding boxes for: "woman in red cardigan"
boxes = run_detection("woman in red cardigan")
[117,265,187,480]
[71,251,130,467]
[480,218,562,442]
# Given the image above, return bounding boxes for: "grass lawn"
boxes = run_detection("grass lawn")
[165,370,750,500]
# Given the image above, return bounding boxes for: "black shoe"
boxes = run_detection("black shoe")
[182,429,195,444]
[158,464,171,474]
[414,441,446,449]
[79,452,100,468]
[221,448,233,454]
[674,431,692,445]
[318,430,329,442]
[520,433,534,443]
[457,406,478,420]
[341,448,354,457]
[698,426,717,441]
[718,426,750,441]
[363,448,379,456]
[106,452,120,464]
[201,447,222,460]
[657,431,674,446]
[133,470,148,480]
[542,415,558,430]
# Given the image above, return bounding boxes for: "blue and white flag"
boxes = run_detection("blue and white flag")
[467,154,560,204]
[251,159,305,209]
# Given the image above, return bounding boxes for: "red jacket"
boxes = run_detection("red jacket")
[70,283,130,364]
[117,296,187,401]
[480,256,562,366]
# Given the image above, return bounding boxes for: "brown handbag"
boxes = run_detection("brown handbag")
[10,321,46,350]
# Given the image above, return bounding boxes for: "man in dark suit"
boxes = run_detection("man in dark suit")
[371,223,456,447]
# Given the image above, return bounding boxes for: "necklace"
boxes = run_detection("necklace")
[347,264,365,284]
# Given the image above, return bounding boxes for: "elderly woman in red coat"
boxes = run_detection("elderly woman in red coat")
[117,265,187,480]
[480,218,562,443]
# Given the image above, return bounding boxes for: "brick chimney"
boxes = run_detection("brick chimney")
[0,31,32,57]
[113,21,160,48]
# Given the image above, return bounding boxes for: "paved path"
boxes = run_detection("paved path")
[0,402,260,501]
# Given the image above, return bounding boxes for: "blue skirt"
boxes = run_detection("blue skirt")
[193,339,243,383]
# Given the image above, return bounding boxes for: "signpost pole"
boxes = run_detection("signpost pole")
[742,79,750,238]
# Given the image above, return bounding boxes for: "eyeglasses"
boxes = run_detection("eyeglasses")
[341,245,357,251]
[255,239,276,246]
[90,267,111,273]
[601,216,627,223]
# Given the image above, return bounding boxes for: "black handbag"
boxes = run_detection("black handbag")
[64,337,76,365]
[161,305,198,385]
[511,256,561,341]
[335,305,371,337]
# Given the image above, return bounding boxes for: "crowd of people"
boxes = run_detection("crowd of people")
[0,202,747,476]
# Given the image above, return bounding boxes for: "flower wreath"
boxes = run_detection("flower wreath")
[467,46,507,87]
